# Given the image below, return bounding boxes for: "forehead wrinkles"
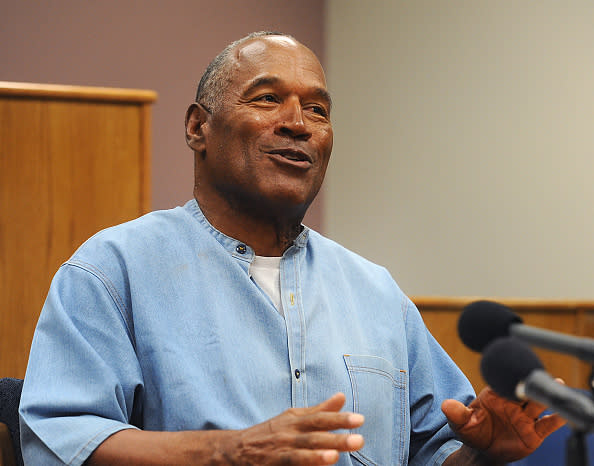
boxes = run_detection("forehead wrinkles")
[231,40,327,94]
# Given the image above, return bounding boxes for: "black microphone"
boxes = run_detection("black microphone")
[458,300,594,362]
[481,336,594,432]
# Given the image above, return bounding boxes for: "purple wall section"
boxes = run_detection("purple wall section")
[1,0,326,230]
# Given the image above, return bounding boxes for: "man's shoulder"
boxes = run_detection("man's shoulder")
[70,202,198,262]
[306,229,410,304]
[306,229,391,274]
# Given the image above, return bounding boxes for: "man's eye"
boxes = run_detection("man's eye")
[256,94,278,103]
[310,105,328,117]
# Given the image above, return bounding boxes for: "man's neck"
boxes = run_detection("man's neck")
[194,194,305,256]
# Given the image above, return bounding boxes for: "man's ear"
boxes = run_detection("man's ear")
[185,103,210,152]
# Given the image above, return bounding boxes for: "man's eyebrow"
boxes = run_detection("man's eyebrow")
[313,87,333,112]
[243,76,332,110]
[243,76,281,96]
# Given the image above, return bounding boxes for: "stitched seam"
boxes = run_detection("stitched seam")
[68,425,137,465]
[399,369,407,464]
[347,367,400,385]
[345,356,407,465]
[344,357,379,466]
[402,297,410,322]
[65,260,136,351]
[294,252,307,407]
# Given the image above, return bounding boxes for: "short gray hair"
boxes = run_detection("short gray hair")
[195,31,296,112]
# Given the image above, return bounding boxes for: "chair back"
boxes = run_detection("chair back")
[0,378,23,466]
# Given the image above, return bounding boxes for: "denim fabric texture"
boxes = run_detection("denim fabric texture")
[20,199,474,465]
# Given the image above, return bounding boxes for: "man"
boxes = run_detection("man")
[20,32,564,465]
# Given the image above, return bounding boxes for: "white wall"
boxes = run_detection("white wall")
[326,1,594,298]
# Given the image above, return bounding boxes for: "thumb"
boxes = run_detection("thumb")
[441,399,473,429]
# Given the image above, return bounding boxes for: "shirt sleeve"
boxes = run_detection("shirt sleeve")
[403,297,476,466]
[19,261,143,466]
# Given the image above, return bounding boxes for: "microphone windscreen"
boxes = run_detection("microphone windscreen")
[481,336,544,401]
[458,300,523,352]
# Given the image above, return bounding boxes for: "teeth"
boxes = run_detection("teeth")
[271,150,307,162]
[283,152,303,161]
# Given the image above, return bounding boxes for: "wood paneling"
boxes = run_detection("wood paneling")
[414,296,594,393]
[0,82,156,378]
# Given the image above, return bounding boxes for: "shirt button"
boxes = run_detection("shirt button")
[294,369,301,379]
[236,244,247,254]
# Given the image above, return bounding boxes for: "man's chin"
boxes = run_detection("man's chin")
[247,194,312,222]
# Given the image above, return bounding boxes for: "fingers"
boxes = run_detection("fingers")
[441,398,473,429]
[276,448,340,466]
[245,392,365,465]
[267,431,363,465]
[284,393,364,432]
[521,400,546,421]
[294,431,364,451]
[520,379,567,423]
[284,434,363,465]
[294,411,365,432]
[310,392,347,414]
[534,413,566,438]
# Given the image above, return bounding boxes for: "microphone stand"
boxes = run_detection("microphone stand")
[566,373,593,466]
[565,429,588,466]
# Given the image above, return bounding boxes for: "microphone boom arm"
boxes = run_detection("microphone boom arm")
[511,325,594,363]
[516,369,594,432]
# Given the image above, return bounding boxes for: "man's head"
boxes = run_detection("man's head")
[196,31,294,114]
[185,32,333,226]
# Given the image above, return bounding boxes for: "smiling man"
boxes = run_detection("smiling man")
[185,34,333,257]
[19,32,563,465]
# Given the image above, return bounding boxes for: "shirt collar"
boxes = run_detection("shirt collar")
[184,198,309,259]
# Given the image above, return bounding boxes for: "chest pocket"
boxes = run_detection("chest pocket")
[343,354,408,465]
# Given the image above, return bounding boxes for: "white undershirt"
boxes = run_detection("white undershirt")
[250,255,283,316]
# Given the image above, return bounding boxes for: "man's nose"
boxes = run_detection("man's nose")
[276,97,311,139]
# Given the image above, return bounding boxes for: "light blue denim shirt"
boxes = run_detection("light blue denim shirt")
[20,199,474,465]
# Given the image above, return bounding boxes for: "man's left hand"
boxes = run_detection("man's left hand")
[441,387,566,463]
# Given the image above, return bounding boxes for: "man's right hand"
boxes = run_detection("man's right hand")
[225,392,365,465]
[87,392,365,465]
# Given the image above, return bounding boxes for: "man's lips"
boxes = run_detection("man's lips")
[266,148,313,164]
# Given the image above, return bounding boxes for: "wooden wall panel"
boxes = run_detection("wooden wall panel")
[414,297,594,393]
[0,82,156,378]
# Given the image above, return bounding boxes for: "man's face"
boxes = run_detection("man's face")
[196,36,333,219]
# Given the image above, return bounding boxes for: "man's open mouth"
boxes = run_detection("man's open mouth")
[269,149,312,163]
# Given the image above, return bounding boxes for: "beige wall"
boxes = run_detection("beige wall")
[1,0,326,230]
[326,1,594,298]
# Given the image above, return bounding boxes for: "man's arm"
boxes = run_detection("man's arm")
[87,392,365,466]
[442,445,504,466]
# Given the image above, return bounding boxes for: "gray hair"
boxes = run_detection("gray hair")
[195,31,296,112]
